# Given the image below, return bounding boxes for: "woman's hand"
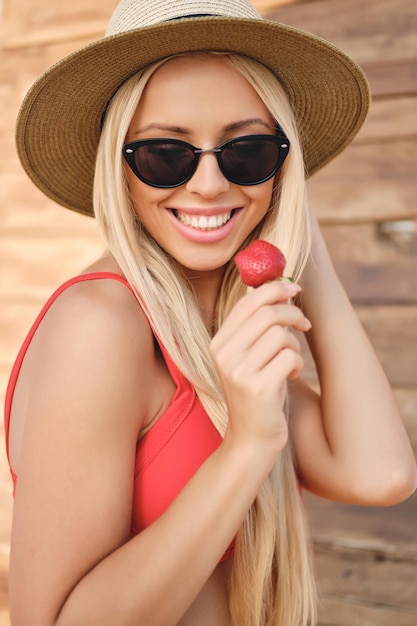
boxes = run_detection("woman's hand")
[210,281,311,454]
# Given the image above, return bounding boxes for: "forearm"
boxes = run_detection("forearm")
[56,437,274,626]
[299,222,416,501]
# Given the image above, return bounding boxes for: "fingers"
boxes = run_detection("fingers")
[212,321,303,389]
[247,301,311,339]
[211,281,309,396]
[211,286,311,357]
[219,280,302,333]
[243,324,302,374]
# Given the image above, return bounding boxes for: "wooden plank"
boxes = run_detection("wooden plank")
[361,58,417,98]
[304,489,417,550]
[355,96,417,143]
[2,0,114,47]
[304,486,417,622]
[300,305,417,387]
[0,191,99,234]
[318,596,417,626]
[2,21,107,50]
[312,539,417,611]
[0,235,104,300]
[307,140,417,224]
[267,0,417,65]
[320,222,417,304]
[254,0,306,14]
[0,164,98,235]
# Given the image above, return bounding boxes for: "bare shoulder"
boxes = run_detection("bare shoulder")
[32,275,154,375]
[47,274,150,334]
[10,275,157,473]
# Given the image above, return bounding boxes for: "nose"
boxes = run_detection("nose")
[185,151,230,197]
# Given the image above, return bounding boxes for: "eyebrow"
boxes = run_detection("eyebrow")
[131,118,274,136]
[132,123,190,136]
[224,118,275,132]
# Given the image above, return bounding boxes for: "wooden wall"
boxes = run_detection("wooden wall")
[267,1,417,624]
[0,1,416,624]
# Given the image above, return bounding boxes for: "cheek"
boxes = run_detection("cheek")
[250,180,275,213]
[126,170,160,213]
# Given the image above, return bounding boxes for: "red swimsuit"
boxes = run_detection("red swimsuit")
[4,273,234,560]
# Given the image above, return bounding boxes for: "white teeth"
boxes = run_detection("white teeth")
[175,212,232,230]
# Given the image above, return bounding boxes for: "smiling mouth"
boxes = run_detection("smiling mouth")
[173,210,235,230]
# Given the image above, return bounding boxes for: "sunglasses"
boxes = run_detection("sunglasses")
[122,132,290,188]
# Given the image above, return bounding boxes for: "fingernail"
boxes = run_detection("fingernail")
[284,282,302,294]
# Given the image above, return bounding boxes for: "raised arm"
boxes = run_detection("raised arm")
[289,211,417,504]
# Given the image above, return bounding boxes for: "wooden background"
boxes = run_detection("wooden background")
[0,1,416,624]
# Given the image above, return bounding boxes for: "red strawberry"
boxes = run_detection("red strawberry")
[235,240,286,287]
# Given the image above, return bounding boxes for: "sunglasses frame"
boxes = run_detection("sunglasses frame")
[122,131,290,189]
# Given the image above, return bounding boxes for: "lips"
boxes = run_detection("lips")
[174,210,233,230]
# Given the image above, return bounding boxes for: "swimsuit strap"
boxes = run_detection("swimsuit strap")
[4,272,180,474]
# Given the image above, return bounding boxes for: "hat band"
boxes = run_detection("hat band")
[168,14,220,20]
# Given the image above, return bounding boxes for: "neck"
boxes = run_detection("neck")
[181,266,225,335]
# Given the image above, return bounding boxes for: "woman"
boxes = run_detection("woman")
[5,1,416,625]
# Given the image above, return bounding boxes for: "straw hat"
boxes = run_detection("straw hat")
[16,0,370,216]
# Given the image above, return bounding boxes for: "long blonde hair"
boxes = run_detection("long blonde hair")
[94,52,316,625]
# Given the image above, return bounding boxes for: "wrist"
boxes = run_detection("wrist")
[220,428,284,481]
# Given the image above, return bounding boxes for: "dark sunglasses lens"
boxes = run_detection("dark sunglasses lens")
[133,142,196,187]
[221,138,283,184]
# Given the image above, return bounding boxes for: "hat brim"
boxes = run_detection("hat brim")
[16,16,370,216]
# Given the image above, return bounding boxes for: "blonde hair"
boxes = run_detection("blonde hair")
[94,52,316,625]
